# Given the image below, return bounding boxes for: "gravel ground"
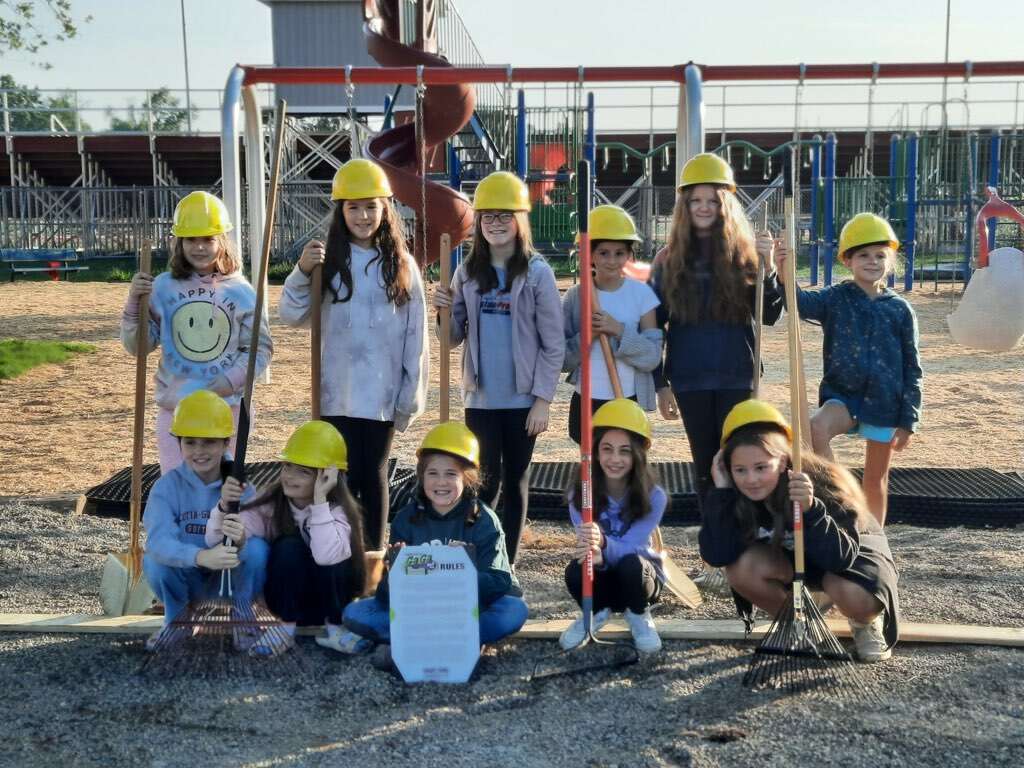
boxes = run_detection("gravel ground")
[1,500,1023,767]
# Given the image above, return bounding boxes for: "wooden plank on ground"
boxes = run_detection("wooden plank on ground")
[0,613,1021,647]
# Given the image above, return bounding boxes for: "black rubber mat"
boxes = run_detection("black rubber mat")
[82,462,1024,528]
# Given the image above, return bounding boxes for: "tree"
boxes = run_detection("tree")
[0,1,90,67]
[0,73,88,131]
[110,88,197,133]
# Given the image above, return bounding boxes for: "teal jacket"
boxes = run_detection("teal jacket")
[376,495,519,607]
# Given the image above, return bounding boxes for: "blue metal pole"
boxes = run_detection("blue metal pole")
[987,130,1002,251]
[809,135,821,285]
[516,89,527,180]
[904,132,918,292]
[585,92,596,204]
[823,132,837,286]
[964,132,980,283]
[448,142,463,271]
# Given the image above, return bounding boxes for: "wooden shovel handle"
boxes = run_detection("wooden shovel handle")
[439,233,452,422]
[591,283,624,399]
[753,208,767,398]
[128,241,153,582]
[311,262,322,420]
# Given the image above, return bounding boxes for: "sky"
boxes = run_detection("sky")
[2,0,1023,132]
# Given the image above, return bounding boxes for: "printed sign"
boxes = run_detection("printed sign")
[389,544,480,684]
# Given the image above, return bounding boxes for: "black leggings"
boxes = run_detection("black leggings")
[264,535,358,626]
[324,415,394,550]
[568,391,637,445]
[464,407,537,565]
[673,389,750,507]
[564,554,661,614]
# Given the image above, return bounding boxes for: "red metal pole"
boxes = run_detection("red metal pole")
[240,60,1024,87]
[577,159,594,627]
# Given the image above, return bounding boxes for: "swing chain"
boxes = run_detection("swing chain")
[415,65,428,267]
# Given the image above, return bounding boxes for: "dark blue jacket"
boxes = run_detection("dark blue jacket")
[650,258,783,392]
[789,280,922,432]
[375,495,519,608]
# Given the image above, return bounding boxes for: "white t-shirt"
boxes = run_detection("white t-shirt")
[578,278,660,400]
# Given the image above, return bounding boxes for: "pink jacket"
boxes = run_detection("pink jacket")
[206,500,353,566]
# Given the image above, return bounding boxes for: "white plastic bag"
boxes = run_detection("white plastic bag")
[947,247,1024,351]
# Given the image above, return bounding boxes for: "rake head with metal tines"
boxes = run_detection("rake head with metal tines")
[742,583,873,699]
[140,599,303,678]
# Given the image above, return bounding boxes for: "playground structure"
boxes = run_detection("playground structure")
[1,0,1024,291]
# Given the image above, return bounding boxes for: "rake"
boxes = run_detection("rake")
[141,100,301,675]
[742,147,870,698]
[531,160,639,681]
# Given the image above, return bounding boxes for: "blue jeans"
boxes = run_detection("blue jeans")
[143,537,270,625]
[343,594,529,645]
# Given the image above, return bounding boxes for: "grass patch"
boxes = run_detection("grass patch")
[0,339,96,380]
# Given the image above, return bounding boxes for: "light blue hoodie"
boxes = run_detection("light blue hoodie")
[143,460,253,569]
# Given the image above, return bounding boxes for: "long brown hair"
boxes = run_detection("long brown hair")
[568,427,656,528]
[412,450,483,525]
[322,197,413,306]
[463,211,534,293]
[168,233,241,279]
[661,185,759,325]
[722,424,872,548]
[241,476,367,588]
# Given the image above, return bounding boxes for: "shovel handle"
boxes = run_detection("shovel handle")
[311,260,322,420]
[591,283,624,400]
[128,241,153,582]
[439,233,452,422]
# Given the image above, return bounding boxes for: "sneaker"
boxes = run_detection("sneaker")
[849,614,891,663]
[558,607,612,650]
[370,643,396,672]
[315,626,372,655]
[249,626,296,658]
[694,567,732,599]
[624,608,662,653]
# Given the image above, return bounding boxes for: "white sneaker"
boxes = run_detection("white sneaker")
[849,614,891,663]
[559,607,612,650]
[315,626,372,655]
[624,608,662,653]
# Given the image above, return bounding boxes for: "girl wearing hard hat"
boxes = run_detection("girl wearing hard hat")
[279,159,428,551]
[432,171,565,565]
[700,400,899,662]
[209,420,367,656]
[121,191,273,474]
[775,212,922,525]
[562,205,663,444]
[560,399,666,653]
[340,422,528,668]
[142,390,270,648]
[651,153,783,506]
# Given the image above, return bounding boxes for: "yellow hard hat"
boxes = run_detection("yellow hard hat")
[418,422,481,467]
[170,390,234,439]
[721,399,792,447]
[473,171,531,212]
[838,212,899,257]
[678,153,736,192]
[592,398,652,446]
[280,420,348,470]
[331,158,392,201]
[585,205,642,243]
[171,191,233,238]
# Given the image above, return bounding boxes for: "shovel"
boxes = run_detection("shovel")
[100,241,159,616]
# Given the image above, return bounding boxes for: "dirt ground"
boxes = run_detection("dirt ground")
[0,280,1021,497]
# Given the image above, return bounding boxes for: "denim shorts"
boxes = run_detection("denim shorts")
[823,398,897,444]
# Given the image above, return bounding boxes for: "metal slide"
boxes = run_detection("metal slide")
[362,7,475,264]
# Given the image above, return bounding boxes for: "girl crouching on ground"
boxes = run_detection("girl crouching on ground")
[210,420,366,655]
[340,422,529,670]
[699,400,899,662]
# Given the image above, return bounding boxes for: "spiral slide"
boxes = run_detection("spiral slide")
[362,11,476,265]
